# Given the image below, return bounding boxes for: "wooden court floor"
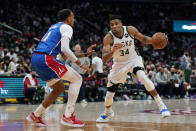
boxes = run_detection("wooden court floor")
[0,99,196,131]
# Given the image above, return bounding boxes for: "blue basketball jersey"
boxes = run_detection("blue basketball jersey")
[34,22,64,57]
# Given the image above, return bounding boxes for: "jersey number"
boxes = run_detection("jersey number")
[120,48,129,56]
[42,31,51,42]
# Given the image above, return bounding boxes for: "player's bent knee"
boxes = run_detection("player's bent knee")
[78,74,82,83]
[133,66,144,75]
[73,71,82,83]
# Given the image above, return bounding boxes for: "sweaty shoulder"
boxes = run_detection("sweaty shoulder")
[103,33,113,46]
[127,26,138,38]
[60,24,73,39]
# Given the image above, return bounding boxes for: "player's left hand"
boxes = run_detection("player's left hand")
[87,44,96,56]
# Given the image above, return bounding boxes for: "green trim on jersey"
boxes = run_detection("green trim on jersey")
[135,47,141,56]
[126,26,134,39]
[108,32,114,46]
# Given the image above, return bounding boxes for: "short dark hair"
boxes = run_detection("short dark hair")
[57,9,72,21]
[109,15,122,22]
[92,52,97,57]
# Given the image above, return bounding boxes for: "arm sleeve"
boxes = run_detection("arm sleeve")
[60,24,73,39]
[60,24,78,62]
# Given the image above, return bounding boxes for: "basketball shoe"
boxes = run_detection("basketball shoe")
[60,112,85,127]
[160,105,171,118]
[26,112,46,126]
[96,111,114,122]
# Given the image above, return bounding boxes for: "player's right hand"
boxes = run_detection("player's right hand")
[112,43,123,53]
[80,65,90,74]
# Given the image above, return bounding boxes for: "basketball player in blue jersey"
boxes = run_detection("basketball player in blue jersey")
[96,15,171,122]
[26,9,89,127]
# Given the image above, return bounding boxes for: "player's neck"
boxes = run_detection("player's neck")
[113,29,123,39]
[62,21,71,26]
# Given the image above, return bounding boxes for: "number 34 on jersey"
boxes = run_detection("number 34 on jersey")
[119,40,132,56]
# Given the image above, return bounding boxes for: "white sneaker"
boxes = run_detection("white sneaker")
[81,99,88,104]
[96,111,114,122]
[160,108,171,118]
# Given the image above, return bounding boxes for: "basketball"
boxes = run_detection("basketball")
[152,32,168,49]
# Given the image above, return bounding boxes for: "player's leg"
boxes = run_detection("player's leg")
[96,67,127,122]
[96,84,117,122]
[60,65,84,127]
[26,54,68,126]
[133,67,171,118]
[26,79,65,126]
[38,79,65,112]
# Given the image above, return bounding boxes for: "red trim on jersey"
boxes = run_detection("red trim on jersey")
[45,55,67,78]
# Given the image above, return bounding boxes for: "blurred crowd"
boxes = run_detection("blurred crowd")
[0,0,196,101]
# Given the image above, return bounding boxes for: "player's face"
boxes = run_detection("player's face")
[110,19,123,34]
[69,12,75,27]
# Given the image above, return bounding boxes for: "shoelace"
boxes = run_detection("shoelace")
[71,113,77,121]
[37,117,45,124]
[70,113,82,123]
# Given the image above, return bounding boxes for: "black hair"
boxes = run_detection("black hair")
[4,56,10,61]
[109,15,122,22]
[92,52,97,57]
[57,9,72,21]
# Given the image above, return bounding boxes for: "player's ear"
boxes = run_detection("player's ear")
[119,21,123,26]
[67,16,72,24]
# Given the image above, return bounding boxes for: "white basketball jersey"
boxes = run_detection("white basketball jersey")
[109,26,140,63]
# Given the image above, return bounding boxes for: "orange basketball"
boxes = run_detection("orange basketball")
[152,32,168,49]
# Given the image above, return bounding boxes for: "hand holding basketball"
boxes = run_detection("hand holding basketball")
[152,32,168,49]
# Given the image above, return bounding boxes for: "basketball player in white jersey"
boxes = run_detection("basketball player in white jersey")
[96,15,171,122]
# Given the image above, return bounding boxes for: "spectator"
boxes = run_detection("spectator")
[91,52,103,75]
[86,71,106,102]
[167,67,179,98]
[155,68,168,97]
[23,70,40,104]
[177,70,186,98]
[6,48,18,62]
[1,56,16,74]
[180,51,191,83]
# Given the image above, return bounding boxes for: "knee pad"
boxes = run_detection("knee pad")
[107,84,123,92]
[133,66,144,75]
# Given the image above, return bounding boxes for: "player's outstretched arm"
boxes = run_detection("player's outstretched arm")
[127,26,152,44]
